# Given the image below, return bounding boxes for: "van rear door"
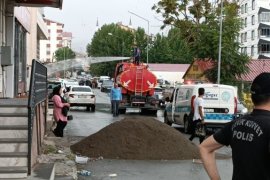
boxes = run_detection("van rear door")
[203,85,235,124]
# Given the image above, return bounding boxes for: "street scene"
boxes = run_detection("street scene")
[0,0,270,180]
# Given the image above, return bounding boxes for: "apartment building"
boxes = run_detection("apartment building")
[40,19,64,63]
[39,19,73,63]
[239,0,270,59]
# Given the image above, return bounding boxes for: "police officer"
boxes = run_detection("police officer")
[199,72,270,180]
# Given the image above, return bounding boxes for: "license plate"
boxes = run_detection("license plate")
[204,108,214,113]
[79,95,87,98]
[126,108,140,113]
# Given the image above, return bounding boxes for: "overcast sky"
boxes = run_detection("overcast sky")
[44,0,169,53]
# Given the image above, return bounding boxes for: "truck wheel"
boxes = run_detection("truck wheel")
[119,109,126,114]
[164,112,172,126]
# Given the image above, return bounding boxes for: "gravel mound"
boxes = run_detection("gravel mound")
[70,117,200,160]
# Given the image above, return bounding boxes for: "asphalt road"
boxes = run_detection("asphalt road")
[64,89,233,180]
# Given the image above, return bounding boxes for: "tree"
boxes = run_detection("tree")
[87,23,148,76]
[153,0,250,84]
[54,47,76,62]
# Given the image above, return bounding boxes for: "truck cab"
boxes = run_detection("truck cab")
[164,84,238,133]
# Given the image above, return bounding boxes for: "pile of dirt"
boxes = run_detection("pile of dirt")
[70,117,200,160]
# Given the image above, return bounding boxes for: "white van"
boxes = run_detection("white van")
[164,84,238,133]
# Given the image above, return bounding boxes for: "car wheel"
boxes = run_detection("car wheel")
[164,112,172,126]
[86,106,90,111]
[91,105,95,112]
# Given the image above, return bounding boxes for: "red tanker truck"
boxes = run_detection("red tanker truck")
[114,61,160,114]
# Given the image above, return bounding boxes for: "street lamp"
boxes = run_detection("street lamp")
[108,33,124,57]
[217,0,223,84]
[128,11,149,64]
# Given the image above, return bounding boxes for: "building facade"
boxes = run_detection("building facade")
[40,19,64,63]
[239,0,270,59]
[0,0,61,98]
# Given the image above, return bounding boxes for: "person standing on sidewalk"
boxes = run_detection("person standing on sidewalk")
[52,85,70,137]
[200,72,270,180]
[189,87,205,144]
[110,83,122,117]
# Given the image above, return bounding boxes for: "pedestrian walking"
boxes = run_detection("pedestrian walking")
[52,85,70,137]
[199,72,270,180]
[110,83,122,117]
[189,87,205,144]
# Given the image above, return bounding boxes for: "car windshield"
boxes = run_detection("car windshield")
[72,87,92,92]
[103,80,113,85]
[48,82,61,89]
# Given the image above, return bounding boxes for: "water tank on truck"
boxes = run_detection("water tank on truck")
[114,62,159,115]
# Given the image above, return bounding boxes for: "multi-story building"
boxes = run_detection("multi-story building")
[239,0,270,59]
[40,19,64,63]
[62,31,73,48]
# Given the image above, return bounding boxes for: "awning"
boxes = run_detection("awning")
[258,23,270,29]
[259,7,270,14]
[258,38,270,44]
[15,0,63,9]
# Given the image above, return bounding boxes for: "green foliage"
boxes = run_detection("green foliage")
[54,47,76,62]
[87,23,147,76]
[152,0,250,84]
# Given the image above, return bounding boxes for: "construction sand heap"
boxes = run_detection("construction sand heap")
[70,117,200,160]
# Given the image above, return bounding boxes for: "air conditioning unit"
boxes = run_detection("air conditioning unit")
[1,46,14,66]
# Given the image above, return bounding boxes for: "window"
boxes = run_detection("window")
[252,0,255,10]
[245,17,247,27]
[259,44,270,53]
[46,51,50,55]
[261,28,270,37]
[57,29,63,33]
[241,33,244,43]
[245,3,248,13]
[241,5,244,14]
[245,32,247,42]
[259,12,270,22]
[46,44,50,47]
[251,45,254,56]
[244,47,247,55]
[252,15,255,25]
[251,30,255,40]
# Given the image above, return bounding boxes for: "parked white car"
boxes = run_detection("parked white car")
[68,85,96,112]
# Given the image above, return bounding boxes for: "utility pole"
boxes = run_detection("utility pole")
[217,0,223,84]
[128,11,150,64]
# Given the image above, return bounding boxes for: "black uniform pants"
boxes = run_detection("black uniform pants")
[189,119,205,144]
[53,120,67,137]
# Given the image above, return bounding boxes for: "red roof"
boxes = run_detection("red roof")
[183,59,215,78]
[195,59,215,71]
[239,59,270,82]
[147,63,190,72]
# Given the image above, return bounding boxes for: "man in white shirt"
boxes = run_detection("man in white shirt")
[189,87,205,143]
